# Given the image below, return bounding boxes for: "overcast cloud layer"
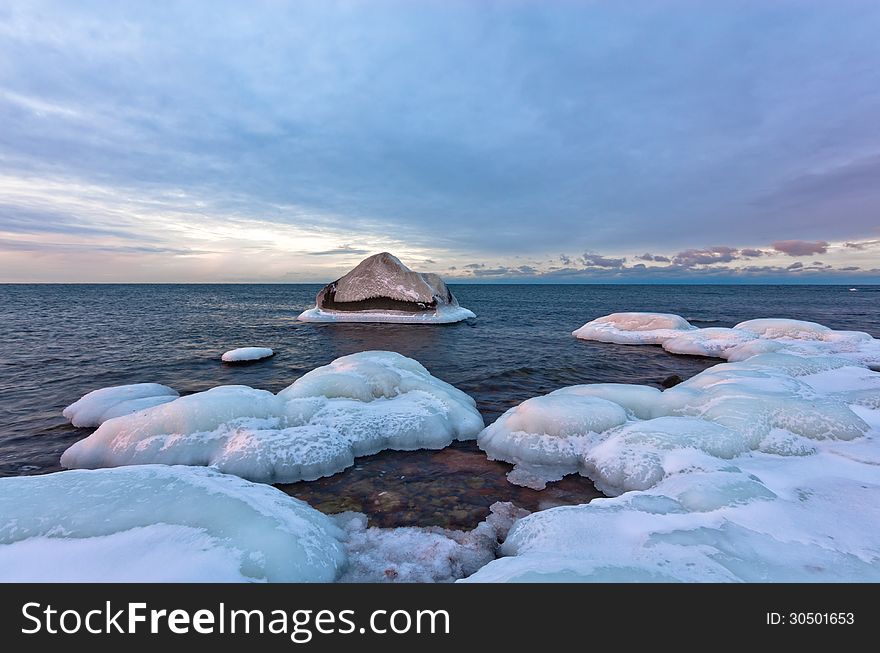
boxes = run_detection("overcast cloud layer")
[1,0,879,282]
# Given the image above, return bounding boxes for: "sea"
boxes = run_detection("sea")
[1,284,878,527]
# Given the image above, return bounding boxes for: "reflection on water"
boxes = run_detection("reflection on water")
[277,441,603,529]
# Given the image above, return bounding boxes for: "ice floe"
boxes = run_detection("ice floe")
[298,252,475,324]
[470,351,880,582]
[222,346,274,362]
[60,351,483,483]
[574,313,880,367]
[0,465,346,582]
[571,312,695,345]
[63,383,179,428]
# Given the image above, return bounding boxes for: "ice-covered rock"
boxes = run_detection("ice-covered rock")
[63,383,179,428]
[573,313,880,367]
[0,465,346,582]
[470,350,880,582]
[298,252,475,324]
[572,312,696,345]
[61,351,484,483]
[222,346,274,362]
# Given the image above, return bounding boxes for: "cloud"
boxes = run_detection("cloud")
[672,246,738,267]
[636,253,671,263]
[845,239,880,250]
[739,248,765,257]
[307,245,372,256]
[471,267,513,277]
[772,240,829,256]
[464,263,485,269]
[2,3,880,280]
[580,252,626,268]
[787,262,804,270]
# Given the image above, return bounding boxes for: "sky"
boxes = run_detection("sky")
[1,0,879,283]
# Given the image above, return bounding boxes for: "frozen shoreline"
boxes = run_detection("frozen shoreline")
[4,311,880,582]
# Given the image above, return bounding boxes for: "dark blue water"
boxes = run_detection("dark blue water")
[1,284,878,479]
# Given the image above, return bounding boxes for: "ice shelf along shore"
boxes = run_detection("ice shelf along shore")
[60,351,484,483]
[297,252,475,324]
[0,465,525,583]
[0,466,346,582]
[467,314,880,581]
[573,312,880,367]
[13,313,880,582]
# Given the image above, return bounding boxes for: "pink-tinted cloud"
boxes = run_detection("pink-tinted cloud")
[772,240,829,256]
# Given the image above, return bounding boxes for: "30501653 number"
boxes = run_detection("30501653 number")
[788,613,854,625]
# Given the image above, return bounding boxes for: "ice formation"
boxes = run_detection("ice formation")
[298,252,475,324]
[63,383,179,428]
[573,313,880,367]
[335,502,527,582]
[222,346,274,362]
[471,352,880,581]
[572,312,695,345]
[0,465,346,582]
[60,351,483,483]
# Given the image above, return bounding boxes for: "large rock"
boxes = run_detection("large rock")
[298,253,475,323]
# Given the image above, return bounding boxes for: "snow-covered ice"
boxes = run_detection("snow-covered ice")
[571,312,695,345]
[298,252,475,324]
[62,383,179,428]
[574,313,880,367]
[222,346,274,362]
[61,351,484,483]
[0,465,346,582]
[470,350,880,582]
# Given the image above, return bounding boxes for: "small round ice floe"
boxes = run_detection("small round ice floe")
[0,466,346,582]
[61,351,484,484]
[221,347,274,363]
[478,394,628,489]
[63,383,179,428]
[572,312,695,345]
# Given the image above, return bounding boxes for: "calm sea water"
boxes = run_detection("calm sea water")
[1,284,877,524]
